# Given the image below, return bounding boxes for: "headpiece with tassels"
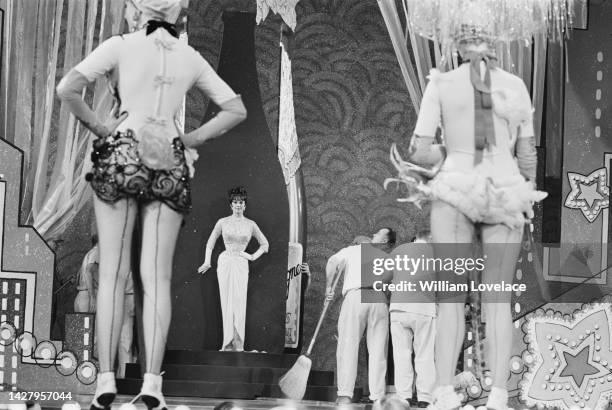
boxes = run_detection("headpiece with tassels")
[404,0,574,53]
[404,0,573,164]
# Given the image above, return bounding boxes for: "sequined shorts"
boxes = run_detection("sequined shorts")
[86,129,192,213]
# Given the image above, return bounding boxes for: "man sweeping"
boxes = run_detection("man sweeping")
[326,228,396,404]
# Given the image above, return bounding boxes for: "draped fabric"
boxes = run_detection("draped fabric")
[277,43,302,186]
[376,0,562,145]
[256,0,299,31]
[1,0,125,241]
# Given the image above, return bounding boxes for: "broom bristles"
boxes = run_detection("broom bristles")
[279,355,312,400]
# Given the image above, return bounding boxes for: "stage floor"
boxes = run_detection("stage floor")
[50,395,372,410]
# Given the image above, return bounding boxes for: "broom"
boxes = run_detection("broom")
[279,268,343,400]
[526,221,552,302]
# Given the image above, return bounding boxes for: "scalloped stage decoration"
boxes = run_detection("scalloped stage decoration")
[521,303,612,410]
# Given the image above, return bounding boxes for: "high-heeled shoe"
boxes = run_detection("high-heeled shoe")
[139,373,168,410]
[90,372,117,410]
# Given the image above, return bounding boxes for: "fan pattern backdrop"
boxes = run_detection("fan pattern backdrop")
[186,0,424,375]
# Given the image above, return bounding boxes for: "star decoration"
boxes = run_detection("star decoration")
[521,304,612,410]
[577,182,604,207]
[559,345,601,387]
[565,168,609,223]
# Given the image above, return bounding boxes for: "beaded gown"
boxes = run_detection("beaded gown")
[208,216,269,350]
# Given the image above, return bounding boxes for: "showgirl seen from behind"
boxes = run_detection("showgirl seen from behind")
[387,3,551,408]
[56,0,247,408]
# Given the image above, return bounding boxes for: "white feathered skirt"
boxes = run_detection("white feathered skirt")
[428,171,547,230]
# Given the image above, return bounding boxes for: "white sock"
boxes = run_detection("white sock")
[486,386,508,410]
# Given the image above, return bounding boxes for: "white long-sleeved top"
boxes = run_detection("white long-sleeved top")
[73,28,237,140]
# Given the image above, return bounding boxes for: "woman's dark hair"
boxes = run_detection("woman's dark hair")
[383,227,397,246]
[228,186,248,204]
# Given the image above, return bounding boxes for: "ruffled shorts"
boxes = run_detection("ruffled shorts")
[429,171,547,230]
[86,129,191,214]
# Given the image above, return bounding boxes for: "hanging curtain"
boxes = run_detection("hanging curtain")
[0,0,125,241]
[34,0,125,241]
[256,0,299,31]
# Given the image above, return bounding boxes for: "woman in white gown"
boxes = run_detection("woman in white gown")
[198,186,269,351]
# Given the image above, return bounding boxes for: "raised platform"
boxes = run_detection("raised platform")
[117,350,362,402]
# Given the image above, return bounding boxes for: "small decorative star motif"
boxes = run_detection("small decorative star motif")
[565,168,609,223]
[521,304,612,410]
[559,345,601,387]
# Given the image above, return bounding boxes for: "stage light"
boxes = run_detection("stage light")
[467,383,482,398]
[34,341,57,367]
[0,322,16,346]
[481,370,493,392]
[76,361,97,385]
[15,332,37,357]
[55,351,78,376]
[509,356,524,374]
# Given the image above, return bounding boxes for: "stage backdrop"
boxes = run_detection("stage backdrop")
[171,1,424,382]
[169,11,290,353]
[51,0,424,385]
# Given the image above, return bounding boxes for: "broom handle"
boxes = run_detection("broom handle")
[527,221,552,301]
[305,268,343,356]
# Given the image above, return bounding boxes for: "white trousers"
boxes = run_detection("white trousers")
[337,290,389,400]
[390,311,436,402]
